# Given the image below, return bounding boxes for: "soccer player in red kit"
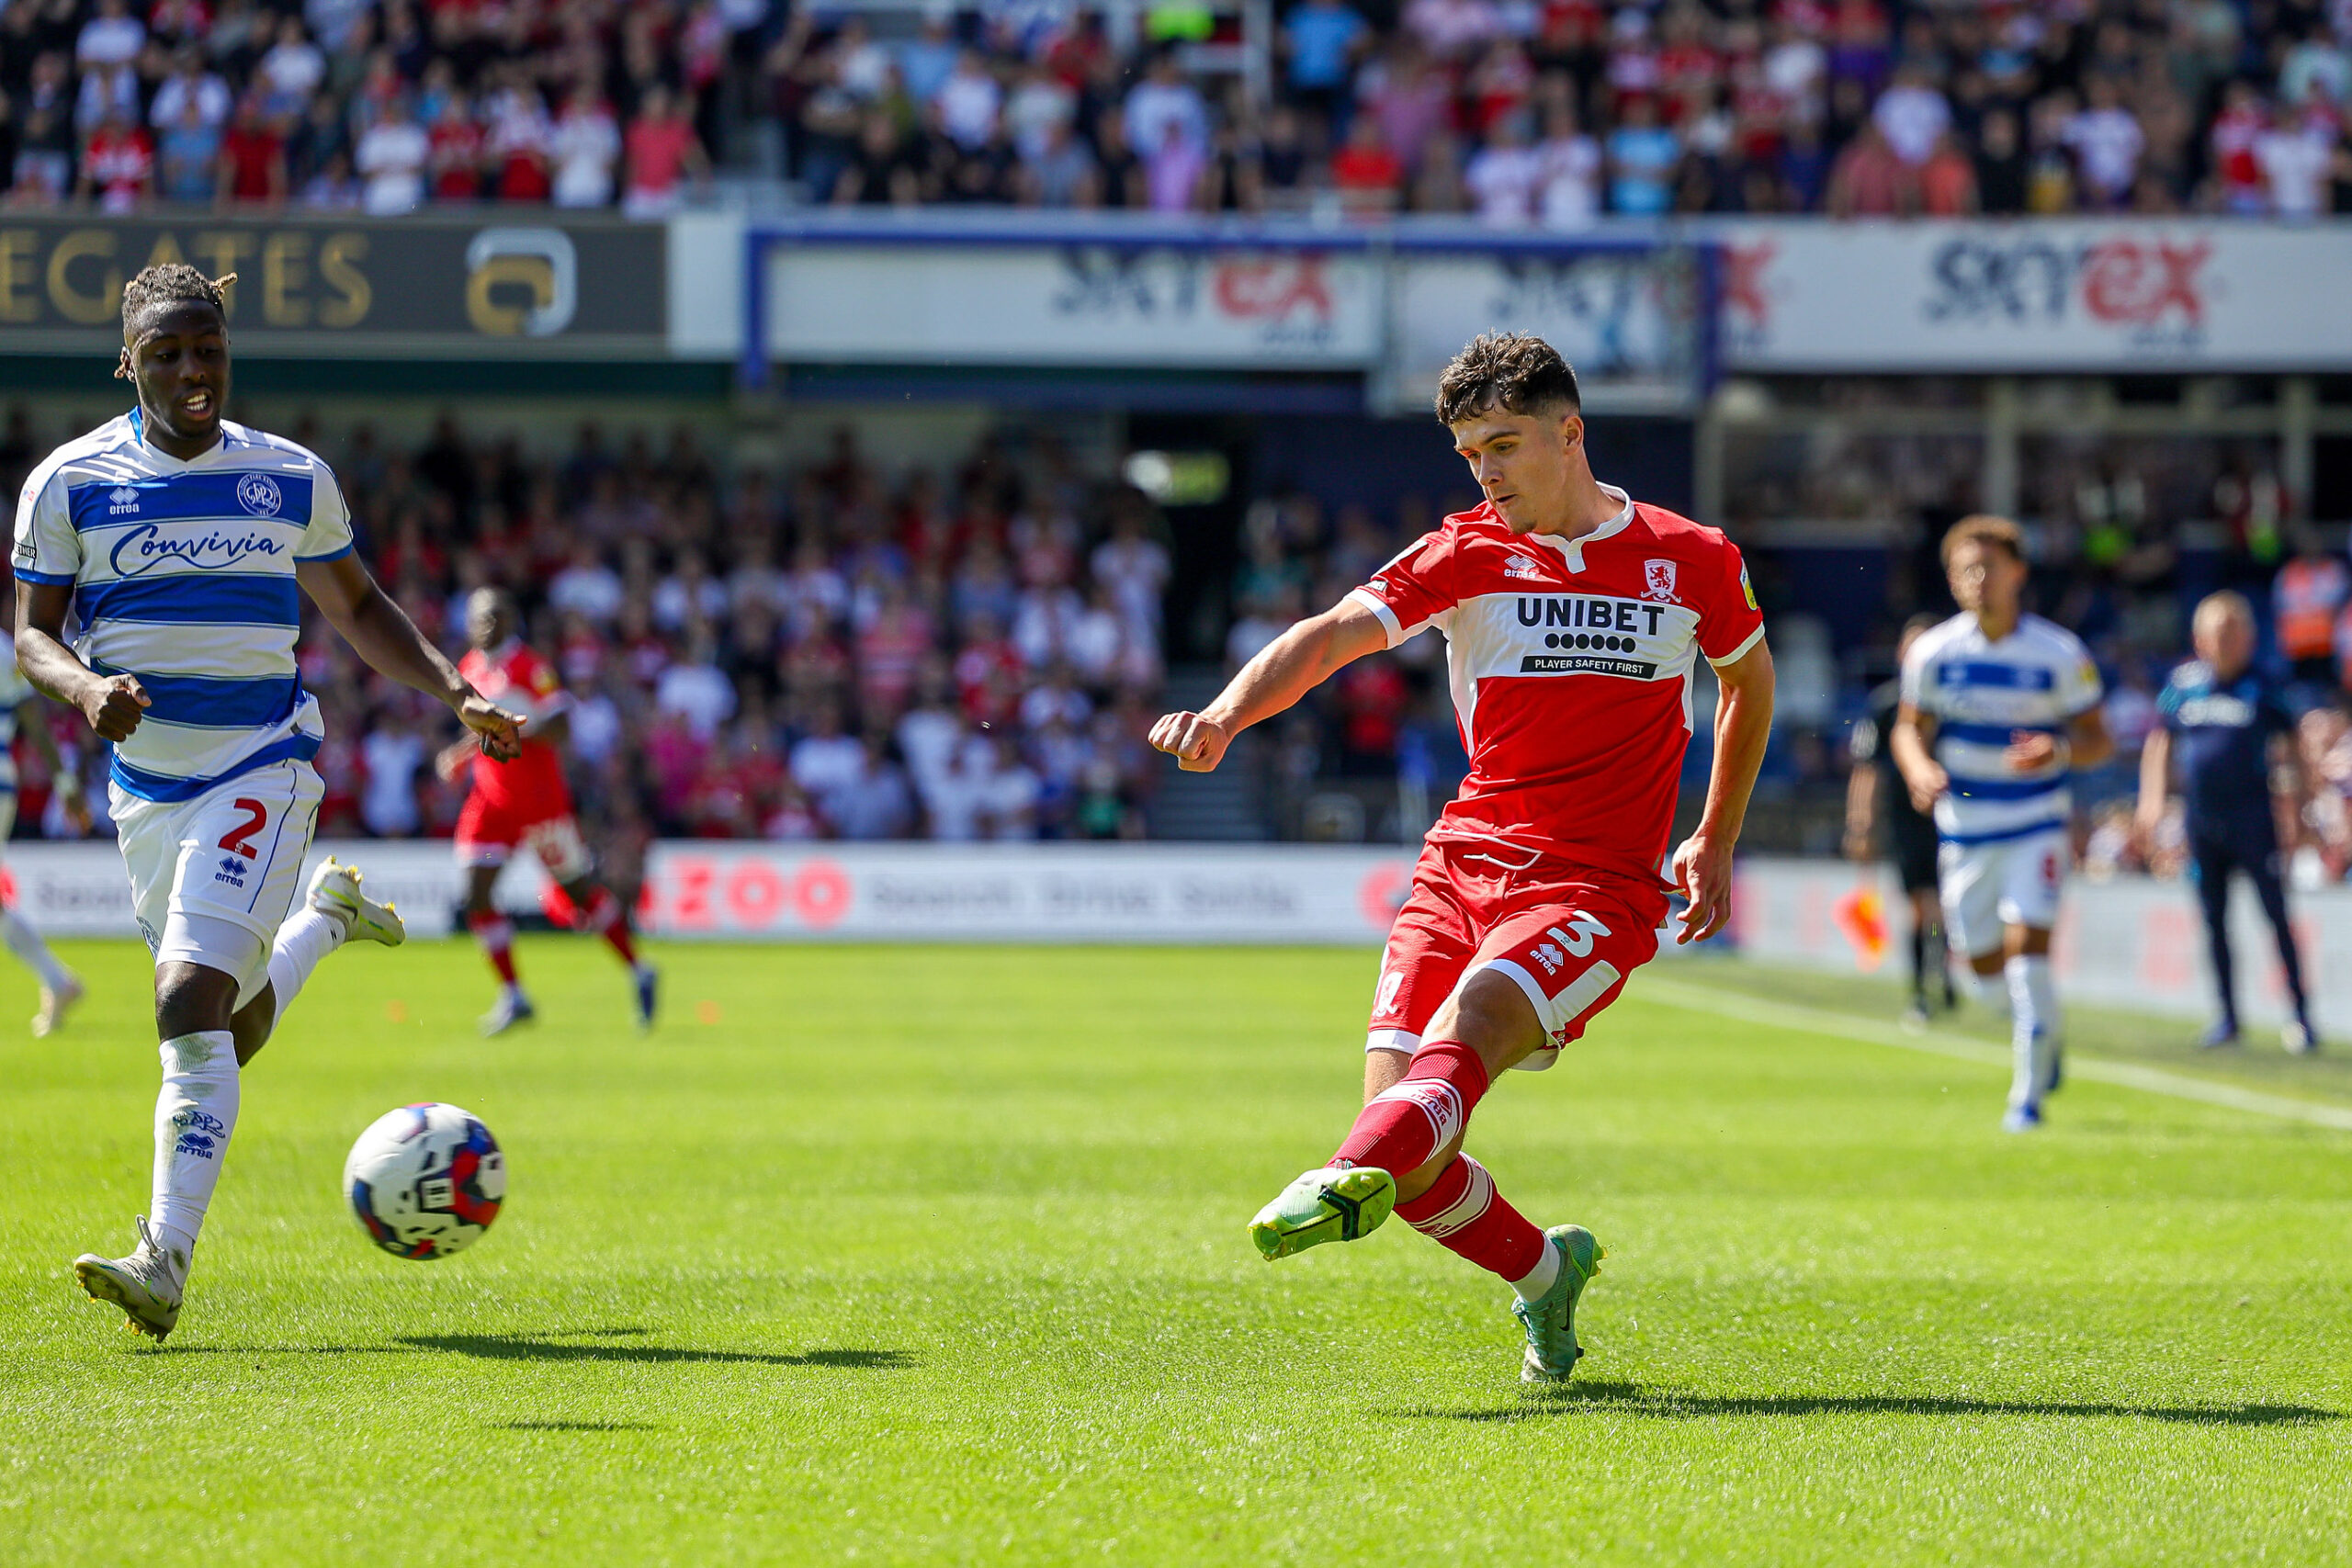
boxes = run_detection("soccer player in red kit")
[438,589,658,1034]
[1150,334,1775,1382]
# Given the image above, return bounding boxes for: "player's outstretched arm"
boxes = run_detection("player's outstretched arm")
[2133,726,2172,848]
[297,555,526,761]
[1670,637,1775,945]
[14,581,150,744]
[1149,597,1390,773]
[1889,704,1946,816]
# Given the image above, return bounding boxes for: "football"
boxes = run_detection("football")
[342,1103,505,1260]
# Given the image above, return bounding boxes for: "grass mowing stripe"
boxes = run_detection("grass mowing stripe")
[1641,973,2352,1133]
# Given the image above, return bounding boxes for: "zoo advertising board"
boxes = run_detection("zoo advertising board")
[1715,219,2352,372]
[0,214,667,356]
[3,839,2317,1026]
[760,240,1381,369]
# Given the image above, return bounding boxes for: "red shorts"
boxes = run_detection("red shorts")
[1366,841,1663,1072]
[454,790,593,882]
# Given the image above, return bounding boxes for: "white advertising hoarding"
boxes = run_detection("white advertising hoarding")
[1387,247,1701,412]
[1718,219,2352,371]
[763,243,1382,368]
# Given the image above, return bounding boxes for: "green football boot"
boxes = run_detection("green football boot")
[1512,1224,1604,1382]
[1249,1166,1396,1261]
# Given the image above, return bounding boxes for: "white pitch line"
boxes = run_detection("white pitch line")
[1638,976,2352,1134]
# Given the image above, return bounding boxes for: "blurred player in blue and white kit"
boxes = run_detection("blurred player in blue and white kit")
[12,265,524,1341]
[0,654,89,1033]
[2137,592,2316,1055]
[1894,516,2113,1132]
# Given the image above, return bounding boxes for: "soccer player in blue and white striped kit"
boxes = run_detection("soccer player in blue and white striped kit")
[11,265,525,1340]
[1893,516,2115,1132]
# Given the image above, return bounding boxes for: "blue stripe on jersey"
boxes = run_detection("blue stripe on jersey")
[1938,660,2056,692]
[14,567,74,585]
[1945,773,2067,802]
[66,471,314,534]
[110,732,322,803]
[1940,817,2067,847]
[76,573,301,627]
[1937,720,2061,747]
[93,663,301,729]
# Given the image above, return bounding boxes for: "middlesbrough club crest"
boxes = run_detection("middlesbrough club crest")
[1642,558,1679,602]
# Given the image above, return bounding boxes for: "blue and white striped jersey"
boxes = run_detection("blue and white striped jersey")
[1899,611,2103,845]
[11,411,355,802]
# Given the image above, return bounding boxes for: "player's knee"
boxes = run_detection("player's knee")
[1449,970,1544,1067]
[153,962,238,1035]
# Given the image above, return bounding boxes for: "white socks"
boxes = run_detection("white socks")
[1510,1238,1564,1303]
[2005,953,2059,1110]
[0,908,71,991]
[151,1031,239,1258]
[266,908,346,1030]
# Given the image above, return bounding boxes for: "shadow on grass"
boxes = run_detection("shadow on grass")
[167,1330,910,1370]
[1401,1381,2340,1427]
[499,1419,662,1431]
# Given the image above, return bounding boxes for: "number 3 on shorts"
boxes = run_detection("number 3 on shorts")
[1548,909,1611,956]
[218,798,269,861]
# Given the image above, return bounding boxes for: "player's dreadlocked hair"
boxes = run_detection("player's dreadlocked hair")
[115,265,237,377]
[1434,333,1581,425]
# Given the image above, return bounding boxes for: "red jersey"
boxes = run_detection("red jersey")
[1349,489,1764,902]
[458,640,574,814]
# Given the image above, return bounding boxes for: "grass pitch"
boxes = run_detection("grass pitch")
[4,938,2347,1566]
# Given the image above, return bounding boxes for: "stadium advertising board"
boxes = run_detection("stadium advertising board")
[761,239,1381,369]
[1728,854,2332,1028]
[1717,220,2352,371]
[0,215,666,356]
[2,840,2324,1025]
[1385,244,1703,413]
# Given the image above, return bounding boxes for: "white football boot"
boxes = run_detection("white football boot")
[30,973,84,1037]
[307,857,405,946]
[73,1216,188,1342]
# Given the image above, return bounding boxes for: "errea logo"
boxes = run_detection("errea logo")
[1503,555,1545,582]
[108,486,141,515]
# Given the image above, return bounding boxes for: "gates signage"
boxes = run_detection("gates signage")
[1717,219,2352,371]
[0,214,667,356]
[762,240,1381,368]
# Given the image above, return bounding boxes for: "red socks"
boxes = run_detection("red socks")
[1394,1154,1548,1282]
[469,912,519,985]
[1332,1041,1490,1178]
[582,888,640,968]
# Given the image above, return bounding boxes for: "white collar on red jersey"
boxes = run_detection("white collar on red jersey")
[1524,483,1634,574]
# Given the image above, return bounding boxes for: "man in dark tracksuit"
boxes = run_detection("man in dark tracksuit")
[2139,592,2317,1054]
[1847,614,1953,1028]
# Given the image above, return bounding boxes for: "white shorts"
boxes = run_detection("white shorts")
[1938,826,2067,958]
[111,759,324,1010]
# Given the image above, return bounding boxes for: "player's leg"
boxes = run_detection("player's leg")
[0,791,83,1034]
[2189,832,2240,1047]
[456,791,534,1033]
[1996,829,2068,1127]
[1939,840,2030,1122]
[2243,840,2315,1052]
[542,816,658,1029]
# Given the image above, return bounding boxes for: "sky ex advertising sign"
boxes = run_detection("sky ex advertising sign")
[1718,220,2352,372]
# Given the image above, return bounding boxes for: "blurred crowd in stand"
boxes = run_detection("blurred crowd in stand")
[0,408,1186,864]
[9,399,2352,871]
[7,0,2352,219]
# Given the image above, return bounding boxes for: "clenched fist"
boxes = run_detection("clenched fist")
[1149,710,1233,773]
[80,672,150,743]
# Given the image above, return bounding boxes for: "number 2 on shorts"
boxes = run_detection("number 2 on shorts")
[218,798,269,861]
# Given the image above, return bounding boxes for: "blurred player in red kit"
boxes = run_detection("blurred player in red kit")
[1151,333,1776,1382]
[439,588,658,1034]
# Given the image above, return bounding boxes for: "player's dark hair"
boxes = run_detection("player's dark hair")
[119,264,235,335]
[1434,333,1581,425]
[1939,514,2026,570]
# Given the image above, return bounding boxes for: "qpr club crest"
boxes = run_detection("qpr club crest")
[1642,558,1679,603]
[235,473,284,517]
